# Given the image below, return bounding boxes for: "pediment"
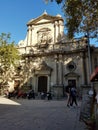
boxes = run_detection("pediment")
[64,72,80,78]
[35,61,52,71]
[37,19,51,24]
[27,12,63,26]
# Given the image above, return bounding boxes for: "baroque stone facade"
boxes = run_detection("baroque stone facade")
[17,11,98,97]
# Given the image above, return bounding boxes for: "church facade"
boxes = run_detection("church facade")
[17,11,98,97]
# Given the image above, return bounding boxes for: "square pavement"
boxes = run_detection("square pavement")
[0,96,87,130]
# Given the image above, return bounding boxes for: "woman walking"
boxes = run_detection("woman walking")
[65,85,71,107]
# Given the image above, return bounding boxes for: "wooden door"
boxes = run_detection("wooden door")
[38,76,47,93]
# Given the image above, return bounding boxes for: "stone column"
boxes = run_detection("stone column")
[48,75,51,92]
[58,54,63,85]
[55,21,59,43]
[27,25,32,46]
[30,27,32,46]
[27,26,30,46]
[58,21,60,35]
[54,55,59,85]
[33,74,37,93]
[59,20,64,34]
[53,55,64,98]
[27,29,29,46]
[54,23,56,43]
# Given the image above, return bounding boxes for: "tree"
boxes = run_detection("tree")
[0,33,20,87]
[45,0,63,4]
[45,0,98,40]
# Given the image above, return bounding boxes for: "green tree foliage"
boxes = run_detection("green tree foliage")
[0,33,20,69]
[45,0,63,4]
[0,33,20,84]
[45,0,98,39]
[63,0,98,39]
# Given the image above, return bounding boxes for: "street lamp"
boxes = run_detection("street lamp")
[86,31,92,82]
[85,31,94,95]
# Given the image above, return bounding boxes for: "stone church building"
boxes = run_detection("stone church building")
[17,11,98,97]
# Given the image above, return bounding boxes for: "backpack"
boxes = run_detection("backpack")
[71,87,77,97]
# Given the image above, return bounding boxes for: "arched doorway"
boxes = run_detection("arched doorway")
[68,79,76,87]
[38,76,47,93]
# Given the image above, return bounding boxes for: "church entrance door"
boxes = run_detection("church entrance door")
[38,76,47,93]
[68,79,76,87]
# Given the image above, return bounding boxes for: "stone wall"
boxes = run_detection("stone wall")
[80,86,96,129]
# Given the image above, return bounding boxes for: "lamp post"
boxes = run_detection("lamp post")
[85,30,94,97]
[86,30,92,85]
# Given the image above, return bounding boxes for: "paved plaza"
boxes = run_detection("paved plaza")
[0,96,87,130]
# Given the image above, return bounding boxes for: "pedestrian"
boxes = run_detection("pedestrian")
[70,86,78,107]
[65,85,71,107]
[47,91,52,100]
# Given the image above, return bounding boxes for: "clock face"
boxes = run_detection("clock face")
[37,28,52,45]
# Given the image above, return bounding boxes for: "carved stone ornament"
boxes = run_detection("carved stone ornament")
[66,61,76,72]
[35,61,53,71]
[37,28,52,48]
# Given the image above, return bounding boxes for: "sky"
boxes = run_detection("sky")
[0,0,97,46]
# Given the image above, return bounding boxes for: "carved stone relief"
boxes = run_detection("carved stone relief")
[37,28,52,48]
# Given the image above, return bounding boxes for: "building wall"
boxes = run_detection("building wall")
[16,12,97,97]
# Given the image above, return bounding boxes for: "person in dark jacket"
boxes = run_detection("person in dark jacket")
[70,86,78,106]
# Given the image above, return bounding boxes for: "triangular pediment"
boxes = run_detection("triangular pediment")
[37,19,51,24]
[27,12,63,26]
[35,61,52,71]
[64,72,80,78]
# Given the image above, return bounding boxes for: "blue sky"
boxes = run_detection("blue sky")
[0,0,97,46]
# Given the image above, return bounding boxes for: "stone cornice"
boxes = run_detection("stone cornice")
[22,48,87,59]
[27,13,63,26]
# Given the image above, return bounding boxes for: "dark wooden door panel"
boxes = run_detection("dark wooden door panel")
[38,76,47,92]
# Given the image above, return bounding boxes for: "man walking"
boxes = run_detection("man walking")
[70,86,78,107]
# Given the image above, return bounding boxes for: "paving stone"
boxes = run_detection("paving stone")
[0,97,87,130]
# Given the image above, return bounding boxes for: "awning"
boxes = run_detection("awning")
[90,67,98,82]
